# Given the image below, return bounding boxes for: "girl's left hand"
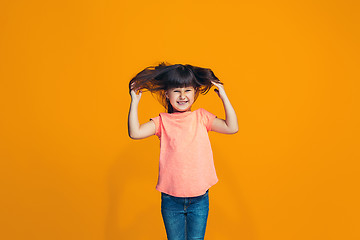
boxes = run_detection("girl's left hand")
[211,81,227,99]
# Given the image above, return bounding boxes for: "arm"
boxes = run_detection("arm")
[210,81,239,134]
[128,85,156,139]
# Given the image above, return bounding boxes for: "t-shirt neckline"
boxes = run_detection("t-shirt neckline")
[162,108,199,117]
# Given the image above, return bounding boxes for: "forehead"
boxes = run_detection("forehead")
[170,86,195,90]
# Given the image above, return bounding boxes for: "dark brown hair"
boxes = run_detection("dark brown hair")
[129,62,223,113]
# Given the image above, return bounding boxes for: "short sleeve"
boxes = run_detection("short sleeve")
[150,116,161,137]
[199,108,217,131]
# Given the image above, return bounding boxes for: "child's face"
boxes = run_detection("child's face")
[165,86,196,112]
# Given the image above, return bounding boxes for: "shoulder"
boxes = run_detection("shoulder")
[159,112,171,117]
[196,108,217,131]
[195,108,206,115]
[197,108,215,117]
[150,113,161,122]
[150,114,162,137]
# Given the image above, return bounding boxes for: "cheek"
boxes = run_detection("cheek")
[189,93,195,100]
[170,96,178,102]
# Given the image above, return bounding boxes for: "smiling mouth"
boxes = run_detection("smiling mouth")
[177,101,188,105]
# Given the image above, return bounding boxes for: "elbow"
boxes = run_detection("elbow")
[230,126,239,134]
[129,135,140,140]
[233,123,239,134]
[225,122,238,134]
[129,132,139,140]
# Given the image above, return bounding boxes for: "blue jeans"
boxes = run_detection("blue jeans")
[161,189,209,240]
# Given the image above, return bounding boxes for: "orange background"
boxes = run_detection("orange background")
[1,0,359,239]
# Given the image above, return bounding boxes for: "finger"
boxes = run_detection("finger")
[212,82,220,88]
[130,82,137,90]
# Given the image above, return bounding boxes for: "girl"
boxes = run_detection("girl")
[128,62,238,240]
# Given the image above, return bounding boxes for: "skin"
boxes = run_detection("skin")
[128,81,238,139]
[164,86,196,113]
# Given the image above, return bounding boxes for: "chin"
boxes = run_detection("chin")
[174,107,191,112]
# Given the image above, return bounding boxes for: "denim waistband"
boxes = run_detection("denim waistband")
[161,189,209,199]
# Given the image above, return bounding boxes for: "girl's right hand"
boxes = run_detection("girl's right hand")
[130,82,142,103]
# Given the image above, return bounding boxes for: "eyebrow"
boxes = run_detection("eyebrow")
[173,87,194,90]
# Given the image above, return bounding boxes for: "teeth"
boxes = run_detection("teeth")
[177,101,188,105]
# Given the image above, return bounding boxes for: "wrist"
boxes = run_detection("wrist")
[220,92,228,101]
[131,99,139,106]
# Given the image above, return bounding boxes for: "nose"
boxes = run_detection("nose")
[179,92,186,99]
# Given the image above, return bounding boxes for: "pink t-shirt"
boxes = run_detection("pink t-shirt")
[150,108,219,197]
